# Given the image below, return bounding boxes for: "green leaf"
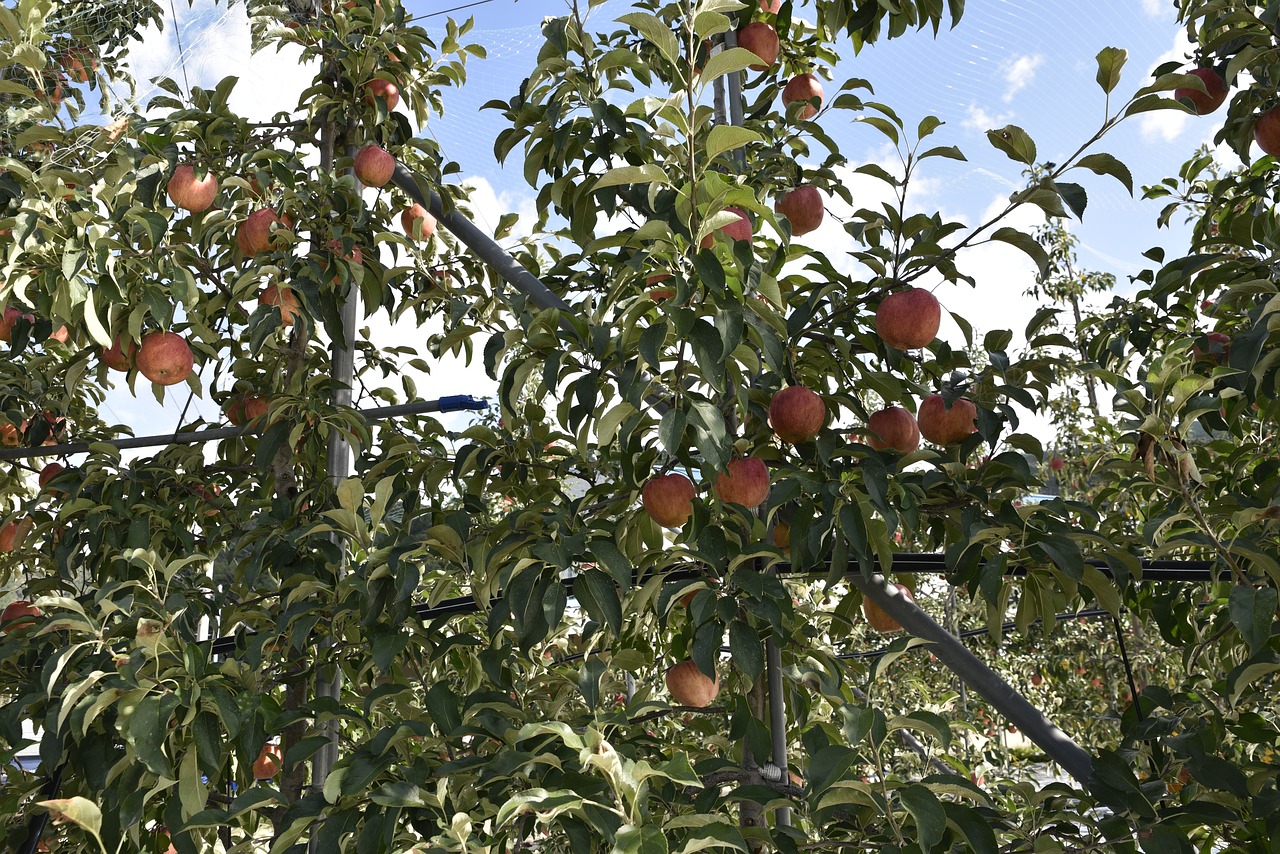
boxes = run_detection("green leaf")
[1095,46,1128,94]
[38,798,103,847]
[1229,585,1277,655]
[1074,152,1133,195]
[659,408,687,455]
[918,145,966,161]
[575,569,623,635]
[123,692,179,775]
[1055,181,1088,219]
[899,784,946,851]
[728,619,763,681]
[615,823,670,854]
[617,12,679,66]
[705,124,761,162]
[594,164,669,190]
[990,227,1049,275]
[985,125,1036,165]
[698,47,760,84]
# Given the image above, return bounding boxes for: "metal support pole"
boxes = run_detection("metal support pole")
[765,635,791,826]
[850,572,1095,784]
[0,397,487,461]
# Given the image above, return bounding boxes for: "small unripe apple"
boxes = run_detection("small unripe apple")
[166,164,219,212]
[768,385,825,443]
[666,659,720,707]
[866,406,920,454]
[402,203,437,241]
[1256,106,1280,158]
[713,456,770,509]
[876,287,941,350]
[917,393,977,446]
[775,186,824,237]
[353,144,395,187]
[135,331,195,386]
[737,22,779,71]
[782,73,824,120]
[364,79,400,110]
[642,473,696,528]
[862,583,914,633]
[1174,68,1228,115]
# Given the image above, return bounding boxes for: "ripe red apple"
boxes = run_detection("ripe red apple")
[876,287,941,349]
[1174,68,1228,115]
[364,79,400,110]
[166,164,219,213]
[713,456,770,509]
[918,393,977,446]
[642,473,696,528]
[866,406,921,454]
[253,743,283,779]
[353,144,395,187]
[769,385,825,443]
[862,583,914,633]
[0,422,17,447]
[782,73,824,120]
[101,335,135,371]
[60,48,96,83]
[259,285,301,327]
[402,203,437,241]
[1,599,41,628]
[700,206,752,248]
[237,209,287,256]
[775,186,824,237]
[135,331,194,386]
[226,394,269,427]
[0,308,28,343]
[1049,455,1065,472]
[23,413,66,446]
[1256,106,1280,157]
[1193,330,1231,364]
[737,22,779,71]
[666,659,720,707]
[38,462,64,491]
[1030,672,1043,686]
[0,517,33,552]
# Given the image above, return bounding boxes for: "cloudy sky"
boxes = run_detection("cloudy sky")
[97,0,1223,448]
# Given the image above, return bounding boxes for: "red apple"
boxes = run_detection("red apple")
[737,22,779,71]
[402,203,437,241]
[760,0,782,10]
[60,48,96,83]
[1193,330,1231,364]
[772,520,790,549]
[135,331,194,386]
[666,659,720,707]
[237,209,287,256]
[1031,672,1043,686]
[700,207,752,248]
[782,73,824,120]
[1049,455,1065,472]
[0,517,33,552]
[876,287,941,350]
[226,394,269,427]
[918,393,977,446]
[0,307,31,343]
[769,385,825,443]
[866,406,921,454]
[862,583,914,633]
[1256,106,1280,157]
[713,456,770,509]
[1,599,40,628]
[259,285,301,327]
[38,462,64,491]
[775,186,824,237]
[1174,68,1228,115]
[253,743,283,779]
[101,335,135,371]
[642,473,696,528]
[166,164,218,213]
[364,79,400,110]
[353,144,395,187]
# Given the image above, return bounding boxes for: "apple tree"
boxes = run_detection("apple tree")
[1,0,1279,851]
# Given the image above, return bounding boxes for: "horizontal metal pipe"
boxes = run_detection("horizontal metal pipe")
[849,572,1095,784]
[0,395,488,461]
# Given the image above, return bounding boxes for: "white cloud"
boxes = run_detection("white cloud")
[1138,29,1194,143]
[962,103,1012,133]
[1001,54,1045,103]
[1140,0,1171,19]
